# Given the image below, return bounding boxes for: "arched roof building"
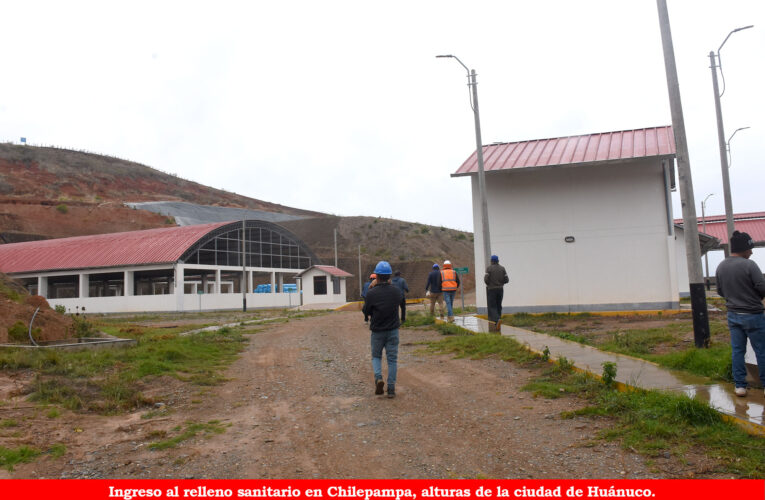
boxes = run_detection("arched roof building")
[0,220,350,313]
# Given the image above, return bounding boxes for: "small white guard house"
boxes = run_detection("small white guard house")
[453,126,681,313]
[295,265,353,306]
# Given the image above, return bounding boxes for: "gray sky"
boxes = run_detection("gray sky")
[1,1,763,248]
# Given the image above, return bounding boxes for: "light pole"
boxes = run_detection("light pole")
[701,193,713,290]
[709,25,754,252]
[436,54,492,270]
[727,126,750,169]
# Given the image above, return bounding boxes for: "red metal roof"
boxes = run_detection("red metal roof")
[296,265,353,278]
[452,125,675,176]
[0,222,230,274]
[675,212,765,245]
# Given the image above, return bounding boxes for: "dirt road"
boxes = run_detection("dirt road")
[5,311,686,479]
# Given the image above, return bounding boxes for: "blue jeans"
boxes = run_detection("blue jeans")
[727,311,765,388]
[443,291,456,317]
[371,329,399,388]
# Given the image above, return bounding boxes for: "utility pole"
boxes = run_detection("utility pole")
[709,51,734,252]
[656,0,710,347]
[437,55,492,269]
[334,228,338,267]
[709,25,753,254]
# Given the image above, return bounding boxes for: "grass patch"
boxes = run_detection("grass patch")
[0,445,40,471]
[149,420,226,450]
[526,359,765,477]
[500,312,733,381]
[402,311,435,328]
[2,320,248,414]
[426,332,538,364]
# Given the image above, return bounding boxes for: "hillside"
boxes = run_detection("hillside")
[0,143,322,241]
[0,143,475,301]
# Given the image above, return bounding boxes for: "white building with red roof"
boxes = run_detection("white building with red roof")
[453,125,687,313]
[0,220,352,313]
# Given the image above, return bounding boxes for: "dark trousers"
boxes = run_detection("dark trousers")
[487,287,504,323]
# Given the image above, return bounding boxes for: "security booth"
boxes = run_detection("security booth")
[295,265,352,306]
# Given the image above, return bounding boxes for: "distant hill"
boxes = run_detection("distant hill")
[0,143,475,300]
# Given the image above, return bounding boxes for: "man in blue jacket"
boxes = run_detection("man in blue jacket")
[363,261,405,398]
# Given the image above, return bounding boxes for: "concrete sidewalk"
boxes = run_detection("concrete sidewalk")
[452,315,765,434]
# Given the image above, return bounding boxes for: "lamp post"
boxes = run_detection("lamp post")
[709,25,754,253]
[726,126,750,169]
[701,193,713,290]
[436,54,492,269]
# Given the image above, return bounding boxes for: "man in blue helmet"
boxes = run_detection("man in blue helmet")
[362,260,406,398]
[485,254,509,332]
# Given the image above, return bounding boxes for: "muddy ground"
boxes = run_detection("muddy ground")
[0,311,727,479]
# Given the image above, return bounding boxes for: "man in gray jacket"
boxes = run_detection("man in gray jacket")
[715,231,765,397]
[484,254,509,332]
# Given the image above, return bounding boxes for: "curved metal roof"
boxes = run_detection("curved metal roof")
[452,125,675,177]
[0,221,318,274]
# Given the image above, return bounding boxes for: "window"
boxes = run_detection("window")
[314,276,327,295]
[332,277,341,295]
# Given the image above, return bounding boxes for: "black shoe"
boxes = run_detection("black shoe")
[375,379,384,395]
[387,387,396,399]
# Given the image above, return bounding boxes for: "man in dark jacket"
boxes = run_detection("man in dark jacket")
[425,263,444,318]
[484,254,509,332]
[715,231,765,397]
[363,261,405,398]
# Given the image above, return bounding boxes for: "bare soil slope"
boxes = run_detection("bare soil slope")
[0,272,73,343]
[0,312,718,480]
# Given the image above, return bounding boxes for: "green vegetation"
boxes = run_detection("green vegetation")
[55,204,68,214]
[424,332,765,478]
[7,321,28,342]
[0,446,40,471]
[499,311,732,381]
[148,420,226,450]
[54,305,66,314]
[0,319,248,414]
[401,311,435,328]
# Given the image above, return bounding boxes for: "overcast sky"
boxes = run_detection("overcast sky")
[1,1,763,266]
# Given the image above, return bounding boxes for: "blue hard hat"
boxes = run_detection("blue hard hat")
[491,255,499,262]
[374,260,393,275]
[432,263,439,269]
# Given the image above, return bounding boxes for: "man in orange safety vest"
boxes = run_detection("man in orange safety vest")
[440,260,460,322]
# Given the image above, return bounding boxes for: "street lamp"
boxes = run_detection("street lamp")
[436,54,492,269]
[701,193,714,290]
[726,126,750,169]
[709,25,754,252]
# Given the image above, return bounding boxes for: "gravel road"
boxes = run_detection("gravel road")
[7,311,691,479]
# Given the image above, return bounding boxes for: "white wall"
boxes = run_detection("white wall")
[300,269,347,305]
[49,292,295,314]
[472,159,678,313]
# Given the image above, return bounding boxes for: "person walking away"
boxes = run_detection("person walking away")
[425,263,444,318]
[392,270,409,321]
[485,254,509,332]
[715,231,765,397]
[361,273,377,323]
[363,261,405,398]
[440,260,460,323]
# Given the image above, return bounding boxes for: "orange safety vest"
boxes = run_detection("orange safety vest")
[440,269,458,292]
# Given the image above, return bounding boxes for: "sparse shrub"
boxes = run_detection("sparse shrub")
[420,227,430,234]
[55,204,68,214]
[601,361,617,387]
[54,305,66,314]
[541,346,550,361]
[70,316,94,337]
[7,321,27,342]
[456,233,467,241]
